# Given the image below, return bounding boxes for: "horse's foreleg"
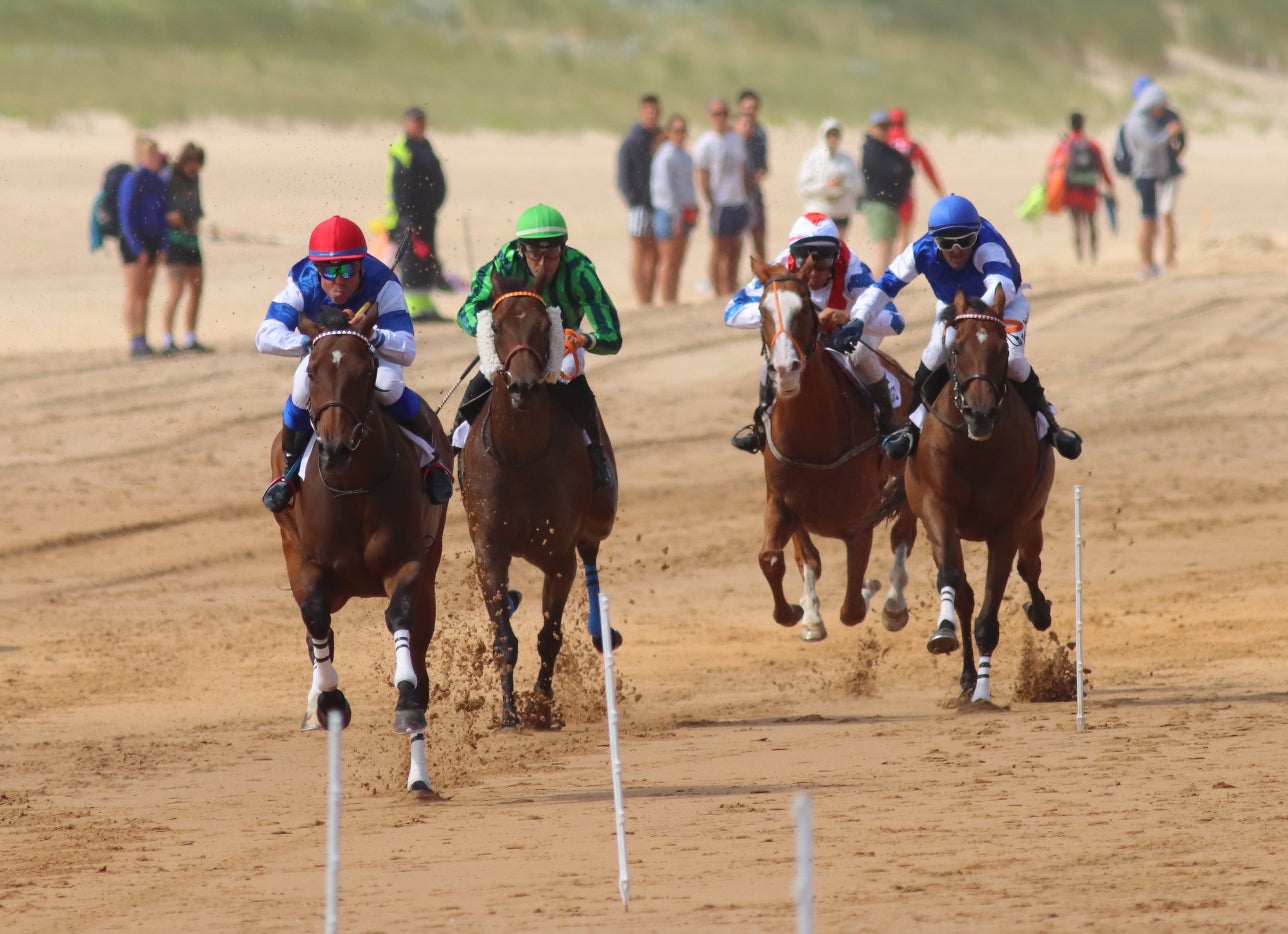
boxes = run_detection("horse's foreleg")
[791,530,825,642]
[923,516,965,657]
[970,536,1019,704]
[1017,515,1051,632]
[384,561,434,736]
[477,557,520,729]
[839,526,876,628]
[298,572,349,732]
[759,500,806,630]
[882,505,918,631]
[533,554,577,716]
[578,542,621,653]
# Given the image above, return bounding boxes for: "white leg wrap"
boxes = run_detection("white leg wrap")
[309,635,339,692]
[799,566,822,625]
[406,733,431,791]
[393,630,417,688]
[972,654,992,703]
[938,585,957,628]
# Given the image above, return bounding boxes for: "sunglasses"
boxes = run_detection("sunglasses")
[318,261,359,280]
[521,242,563,257]
[932,230,978,251]
[791,248,838,267]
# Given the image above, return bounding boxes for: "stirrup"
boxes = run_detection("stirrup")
[423,462,454,504]
[262,476,297,513]
[730,424,764,454]
[881,425,918,460]
[1052,427,1083,460]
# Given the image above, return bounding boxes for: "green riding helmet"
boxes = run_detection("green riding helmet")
[515,204,568,248]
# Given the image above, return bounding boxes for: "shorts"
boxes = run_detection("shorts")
[863,200,899,241]
[1062,185,1099,214]
[626,205,654,239]
[166,231,203,266]
[1134,178,1160,221]
[120,236,163,265]
[653,207,696,241]
[708,203,750,238]
[1156,176,1180,216]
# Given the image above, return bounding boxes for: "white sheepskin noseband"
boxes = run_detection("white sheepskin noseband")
[476,303,565,383]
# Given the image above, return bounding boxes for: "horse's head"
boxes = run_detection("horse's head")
[946,288,1011,441]
[478,271,562,410]
[751,254,820,399]
[299,306,379,469]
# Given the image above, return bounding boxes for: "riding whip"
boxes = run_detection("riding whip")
[435,355,480,414]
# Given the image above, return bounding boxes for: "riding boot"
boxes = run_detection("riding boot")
[882,365,947,460]
[451,371,494,453]
[863,377,898,438]
[398,392,454,504]
[731,378,776,454]
[553,376,612,489]
[262,424,311,513]
[1015,369,1083,460]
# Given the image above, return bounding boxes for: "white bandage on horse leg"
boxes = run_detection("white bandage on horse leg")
[393,629,417,688]
[310,634,339,692]
[938,585,956,628]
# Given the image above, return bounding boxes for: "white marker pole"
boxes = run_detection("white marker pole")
[1074,485,1086,732]
[325,708,342,934]
[597,593,630,908]
[794,792,814,934]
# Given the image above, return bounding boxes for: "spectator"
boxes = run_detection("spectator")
[1132,77,1186,269]
[160,142,210,353]
[384,105,448,321]
[860,111,915,277]
[1045,113,1115,262]
[650,114,698,305]
[738,89,770,260]
[118,135,169,359]
[693,98,750,296]
[617,93,662,306]
[796,117,862,236]
[1124,84,1183,278]
[887,107,945,250]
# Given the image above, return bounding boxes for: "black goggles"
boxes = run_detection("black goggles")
[790,246,838,267]
[932,230,979,251]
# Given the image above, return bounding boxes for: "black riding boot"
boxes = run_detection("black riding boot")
[731,378,776,454]
[451,372,494,448]
[1015,369,1083,460]
[863,377,898,438]
[262,424,311,513]
[398,391,454,504]
[552,375,612,489]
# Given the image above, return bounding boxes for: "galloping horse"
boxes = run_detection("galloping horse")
[460,272,619,729]
[896,289,1056,703]
[269,307,447,792]
[750,255,918,642]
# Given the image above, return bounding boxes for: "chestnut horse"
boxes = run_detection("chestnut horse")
[269,307,447,792]
[750,255,918,642]
[892,289,1056,703]
[460,273,619,729]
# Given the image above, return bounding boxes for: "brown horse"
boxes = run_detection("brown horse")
[460,273,619,729]
[749,255,918,642]
[269,307,446,792]
[895,289,1056,703]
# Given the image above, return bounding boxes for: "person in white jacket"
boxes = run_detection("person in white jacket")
[796,118,863,237]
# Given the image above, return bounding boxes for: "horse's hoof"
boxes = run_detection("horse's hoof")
[775,604,806,628]
[882,602,909,632]
[927,625,960,655]
[393,708,427,735]
[407,780,433,794]
[1024,599,1052,631]
[592,628,624,653]
[316,690,352,730]
[800,622,828,643]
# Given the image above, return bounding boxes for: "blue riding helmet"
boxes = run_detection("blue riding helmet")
[927,194,981,235]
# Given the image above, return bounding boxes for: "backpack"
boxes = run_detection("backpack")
[94,162,132,238]
[1065,137,1099,188]
[1112,124,1132,177]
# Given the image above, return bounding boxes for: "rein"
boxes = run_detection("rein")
[933,314,1013,433]
[762,276,818,362]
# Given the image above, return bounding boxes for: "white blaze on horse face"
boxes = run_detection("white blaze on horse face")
[974,329,988,345]
[330,348,344,367]
[768,289,805,395]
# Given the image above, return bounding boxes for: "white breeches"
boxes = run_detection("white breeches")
[919,290,1032,383]
[290,355,406,410]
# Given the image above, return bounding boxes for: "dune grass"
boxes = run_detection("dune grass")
[0,0,1281,130]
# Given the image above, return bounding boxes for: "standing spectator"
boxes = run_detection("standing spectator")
[650,114,698,305]
[1045,113,1115,262]
[617,93,662,307]
[693,98,750,296]
[1132,76,1187,269]
[384,105,448,321]
[887,107,945,250]
[796,117,862,237]
[860,111,915,277]
[118,135,169,359]
[159,142,210,353]
[738,89,770,261]
[1124,84,1183,278]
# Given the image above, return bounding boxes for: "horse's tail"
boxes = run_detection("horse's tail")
[869,471,907,528]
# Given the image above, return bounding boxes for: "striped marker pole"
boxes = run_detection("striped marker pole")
[325,708,342,934]
[794,792,814,934]
[1074,485,1086,732]
[598,593,630,907]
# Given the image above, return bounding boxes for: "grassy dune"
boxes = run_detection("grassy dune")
[1,0,1284,130]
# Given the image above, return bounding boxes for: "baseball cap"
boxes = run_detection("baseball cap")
[869,110,891,126]
[404,106,426,120]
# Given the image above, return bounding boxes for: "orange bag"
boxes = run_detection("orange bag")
[1044,164,1066,214]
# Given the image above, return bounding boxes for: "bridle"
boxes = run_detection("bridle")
[946,312,1016,417]
[492,290,549,386]
[761,275,819,362]
[307,329,378,452]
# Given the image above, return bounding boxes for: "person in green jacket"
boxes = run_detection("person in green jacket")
[454,204,622,488]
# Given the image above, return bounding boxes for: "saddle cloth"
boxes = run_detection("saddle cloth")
[298,428,436,477]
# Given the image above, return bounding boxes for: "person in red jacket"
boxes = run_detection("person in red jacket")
[887,107,945,251]
[1046,112,1116,262]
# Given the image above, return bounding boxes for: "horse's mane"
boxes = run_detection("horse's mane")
[315,306,351,330]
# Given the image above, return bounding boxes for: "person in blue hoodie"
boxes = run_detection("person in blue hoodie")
[117,136,169,358]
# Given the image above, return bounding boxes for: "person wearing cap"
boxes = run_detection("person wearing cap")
[859,110,915,278]
[886,107,945,251]
[382,105,448,320]
[723,212,905,454]
[850,194,1082,462]
[796,117,863,236]
[1123,80,1185,277]
[452,204,622,489]
[256,215,454,512]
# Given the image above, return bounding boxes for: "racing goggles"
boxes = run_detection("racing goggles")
[790,246,838,267]
[932,230,979,251]
[317,261,360,281]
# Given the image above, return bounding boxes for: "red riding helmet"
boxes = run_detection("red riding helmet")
[308,215,367,262]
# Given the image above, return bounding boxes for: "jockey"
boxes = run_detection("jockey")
[256,215,454,513]
[725,211,905,454]
[453,203,622,489]
[852,194,1083,461]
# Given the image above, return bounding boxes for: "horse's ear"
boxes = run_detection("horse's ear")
[991,286,1006,316]
[298,315,323,340]
[489,268,502,301]
[350,305,378,336]
[952,288,969,317]
[750,254,770,284]
[798,254,815,279]
[530,270,549,296]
